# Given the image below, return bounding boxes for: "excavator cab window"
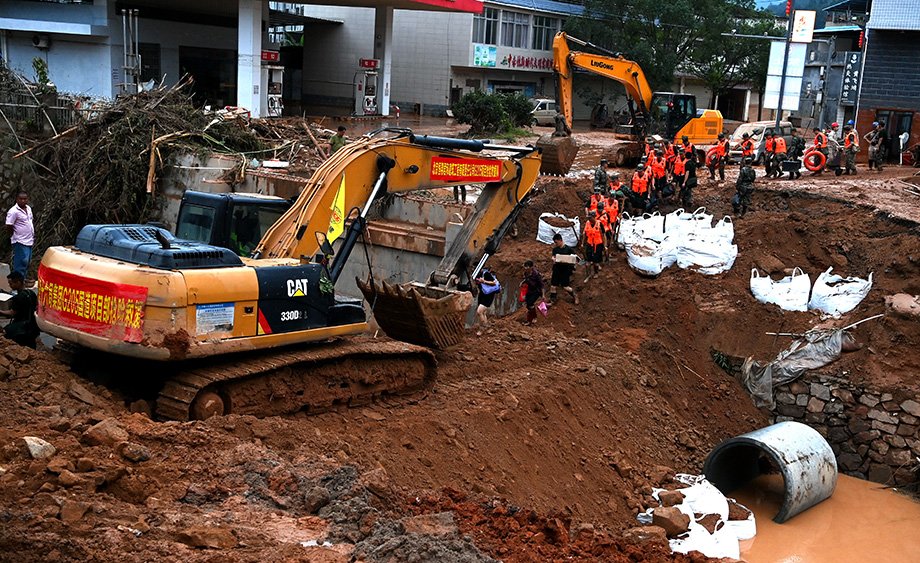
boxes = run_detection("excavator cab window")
[176,203,216,244]
[176,191,291,256]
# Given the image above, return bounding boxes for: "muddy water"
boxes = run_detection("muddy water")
[732,474,920,562]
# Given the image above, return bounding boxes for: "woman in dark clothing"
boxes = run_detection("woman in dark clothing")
[474,268,499,334]
[520,260,544,326]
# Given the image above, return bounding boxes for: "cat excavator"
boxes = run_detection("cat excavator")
[36,129,540,420]
[538,32,723,175]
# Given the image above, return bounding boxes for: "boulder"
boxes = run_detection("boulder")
[658,489,686,507]
[176,525,238,549]
[116,442,151,463]
[621,525,668,545]
[82,418,129,446]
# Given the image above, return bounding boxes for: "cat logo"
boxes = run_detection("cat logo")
[287,279,309,297]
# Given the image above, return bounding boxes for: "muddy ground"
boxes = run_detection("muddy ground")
[1,124,919,561]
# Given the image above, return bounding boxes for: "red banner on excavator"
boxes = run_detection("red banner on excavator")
[430,157,502,182]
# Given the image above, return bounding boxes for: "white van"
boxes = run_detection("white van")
[531,98,557,126]
[729,120,794,164]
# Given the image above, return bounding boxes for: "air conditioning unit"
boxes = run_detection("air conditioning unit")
[32,34,51,50]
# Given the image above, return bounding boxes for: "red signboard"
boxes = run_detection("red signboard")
[430,157,502,182]
[37,264,148,343]
[407,0,483,14]
[261,50,280,62]
[359,58,379,69]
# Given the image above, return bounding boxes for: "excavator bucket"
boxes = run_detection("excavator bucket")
[357,278,474,350]
[536,134,578,176]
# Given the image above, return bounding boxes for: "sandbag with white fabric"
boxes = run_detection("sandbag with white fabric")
[667,207,715,239]
[626,236,678,277]
[808,267,873,316]
[749,267,811,312]
[676,234,737,275]
[536,213,580,247]
[616,212,643,249]
[637,211,667,243]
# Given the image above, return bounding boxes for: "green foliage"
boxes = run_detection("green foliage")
[567,0,780,109]
[453,90,535,135]
[31,57,56,95]
[499,93,536,129]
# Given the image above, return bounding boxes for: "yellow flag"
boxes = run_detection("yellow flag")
[328,173,346,243]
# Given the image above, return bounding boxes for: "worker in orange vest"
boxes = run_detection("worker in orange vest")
[843,124,859,175]
[629,163,651,214]
[680,135,696,163]
[763,131,777,177]
[679,150,698,209]
[602,194,619,252]
[582,211,605,281]
[650,149,667,197]
[708,133,730,182]
[584,188,604,217]
[773,134,788,178]
[811,126,829,175]
[597,200,612,261]
[672,149,687,191]
[737,133,755,164]
[607,167,626,212]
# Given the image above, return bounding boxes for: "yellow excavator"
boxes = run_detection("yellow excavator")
[538,32,723,175]
[36,129,541,420]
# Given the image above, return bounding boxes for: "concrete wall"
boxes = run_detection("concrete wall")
[772,374,920,486]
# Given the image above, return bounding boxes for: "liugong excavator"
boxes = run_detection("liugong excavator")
[36,129,540,420]
[538,32,723,175]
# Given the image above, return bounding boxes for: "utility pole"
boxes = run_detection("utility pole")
[775,0,795,133]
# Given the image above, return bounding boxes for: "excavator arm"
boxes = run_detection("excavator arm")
[552,32,653,131]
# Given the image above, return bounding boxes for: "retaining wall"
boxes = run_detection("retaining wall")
[772,374,920,486]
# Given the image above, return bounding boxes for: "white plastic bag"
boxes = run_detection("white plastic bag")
[634,212,667,242]
[626,236,678,277]
[536,212,580,247]
[750,267,811,312]
[808,267,873,316]
[711,216,735,243]
[676,235,737,275]
[616,212,643,249]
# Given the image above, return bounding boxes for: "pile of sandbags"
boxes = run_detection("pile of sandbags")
[620,208,737,277]
[536,212,580,247]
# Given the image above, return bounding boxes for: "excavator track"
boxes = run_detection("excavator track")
[155,339,437,421]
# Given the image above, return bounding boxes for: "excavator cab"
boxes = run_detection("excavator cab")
[650,93,697,140]
[176,191,291,257]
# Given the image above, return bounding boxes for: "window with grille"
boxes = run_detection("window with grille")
[473,7,499,44]
[531,16,559,51]
[501,11,530,49]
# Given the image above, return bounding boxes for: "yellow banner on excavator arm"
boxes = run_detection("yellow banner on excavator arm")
[328,173,346,243]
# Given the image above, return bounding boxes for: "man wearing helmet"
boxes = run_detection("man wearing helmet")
[594,158,610,193]
[733,156,756,217]
[864,121,889,172]
[628,163,651,213]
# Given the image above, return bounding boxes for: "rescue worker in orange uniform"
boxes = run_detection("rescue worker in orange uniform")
[607,166,626,212]
[772,133,788,178]
[737,133,755,164]
[708,133,730,182]
[582,211,605,281]
[672,148,687,192]
[628,163,651,214]
[597,199,612,261]
[650,149,668,198]
[584,188,605,217]
[811,126,829,175]
[764,131,777,178]
[680,135,696,163]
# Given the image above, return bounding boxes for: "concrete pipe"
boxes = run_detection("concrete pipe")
[703,421,837,523]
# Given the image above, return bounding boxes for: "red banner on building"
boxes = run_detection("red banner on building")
[261,50,280,62]
[430,157,502,182]
[37,264,148,343]
[407,0,483,14]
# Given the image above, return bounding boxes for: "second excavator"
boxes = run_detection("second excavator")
[36,129,541,420]
[537,32,723,175]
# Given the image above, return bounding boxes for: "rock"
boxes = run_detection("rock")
[81,418,129,446]
[901,400,920,418]
[58,469,82,487]
[22,437,56,460]
[45,457,73,475]
[775,392,795,405]
[867,463,892,484]
[726,500,751,521]
[871,420,897,435]
[59,500,90,523]
[859,394,880,408]
[401,512,458,537]
[824,401,844,414]
[6,346,32,363]
[67,382,99,406]
[696,513,723,534]
[658,489,685,507]
[795,394,809,407]
[116,442,151,463]
[128,400,153,417]
[595,367,607,377]
[755,254,786,274]
[832,389,855,404]
[648,465,675,485]
[807,397,826,413]
[571,522,595,541]
[361,467,393,499]
[885,293,920,319]
[838,453,863,472]
[868,409,898,425]
[622,525,668,546]
[897,424,918,437]
[885,448,912,466]
[544,517,569,545]
[75,458,96,473]
[810,383,831,401]
[303,486,331,514]
[652,506,690,538]
[176,525,237,549]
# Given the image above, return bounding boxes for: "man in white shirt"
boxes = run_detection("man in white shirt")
[6,191,34,279]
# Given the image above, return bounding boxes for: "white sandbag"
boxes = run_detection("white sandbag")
[637,211,667,242]
[711,216,735,243]
[626,236,678,277]
[666,207,716,239]
[536,212,580,247]
[808,267,873,316]
[616,212,644,249]
[750,267,811,312]
[676,235,737,275]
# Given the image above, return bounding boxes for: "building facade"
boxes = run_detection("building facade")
[856,0,920,161]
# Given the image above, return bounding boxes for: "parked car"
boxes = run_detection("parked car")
[531,98,557,126]
[728,120,794,164]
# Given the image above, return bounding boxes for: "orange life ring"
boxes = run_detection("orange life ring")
[803,149,826,172]
[705,146,720,167]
